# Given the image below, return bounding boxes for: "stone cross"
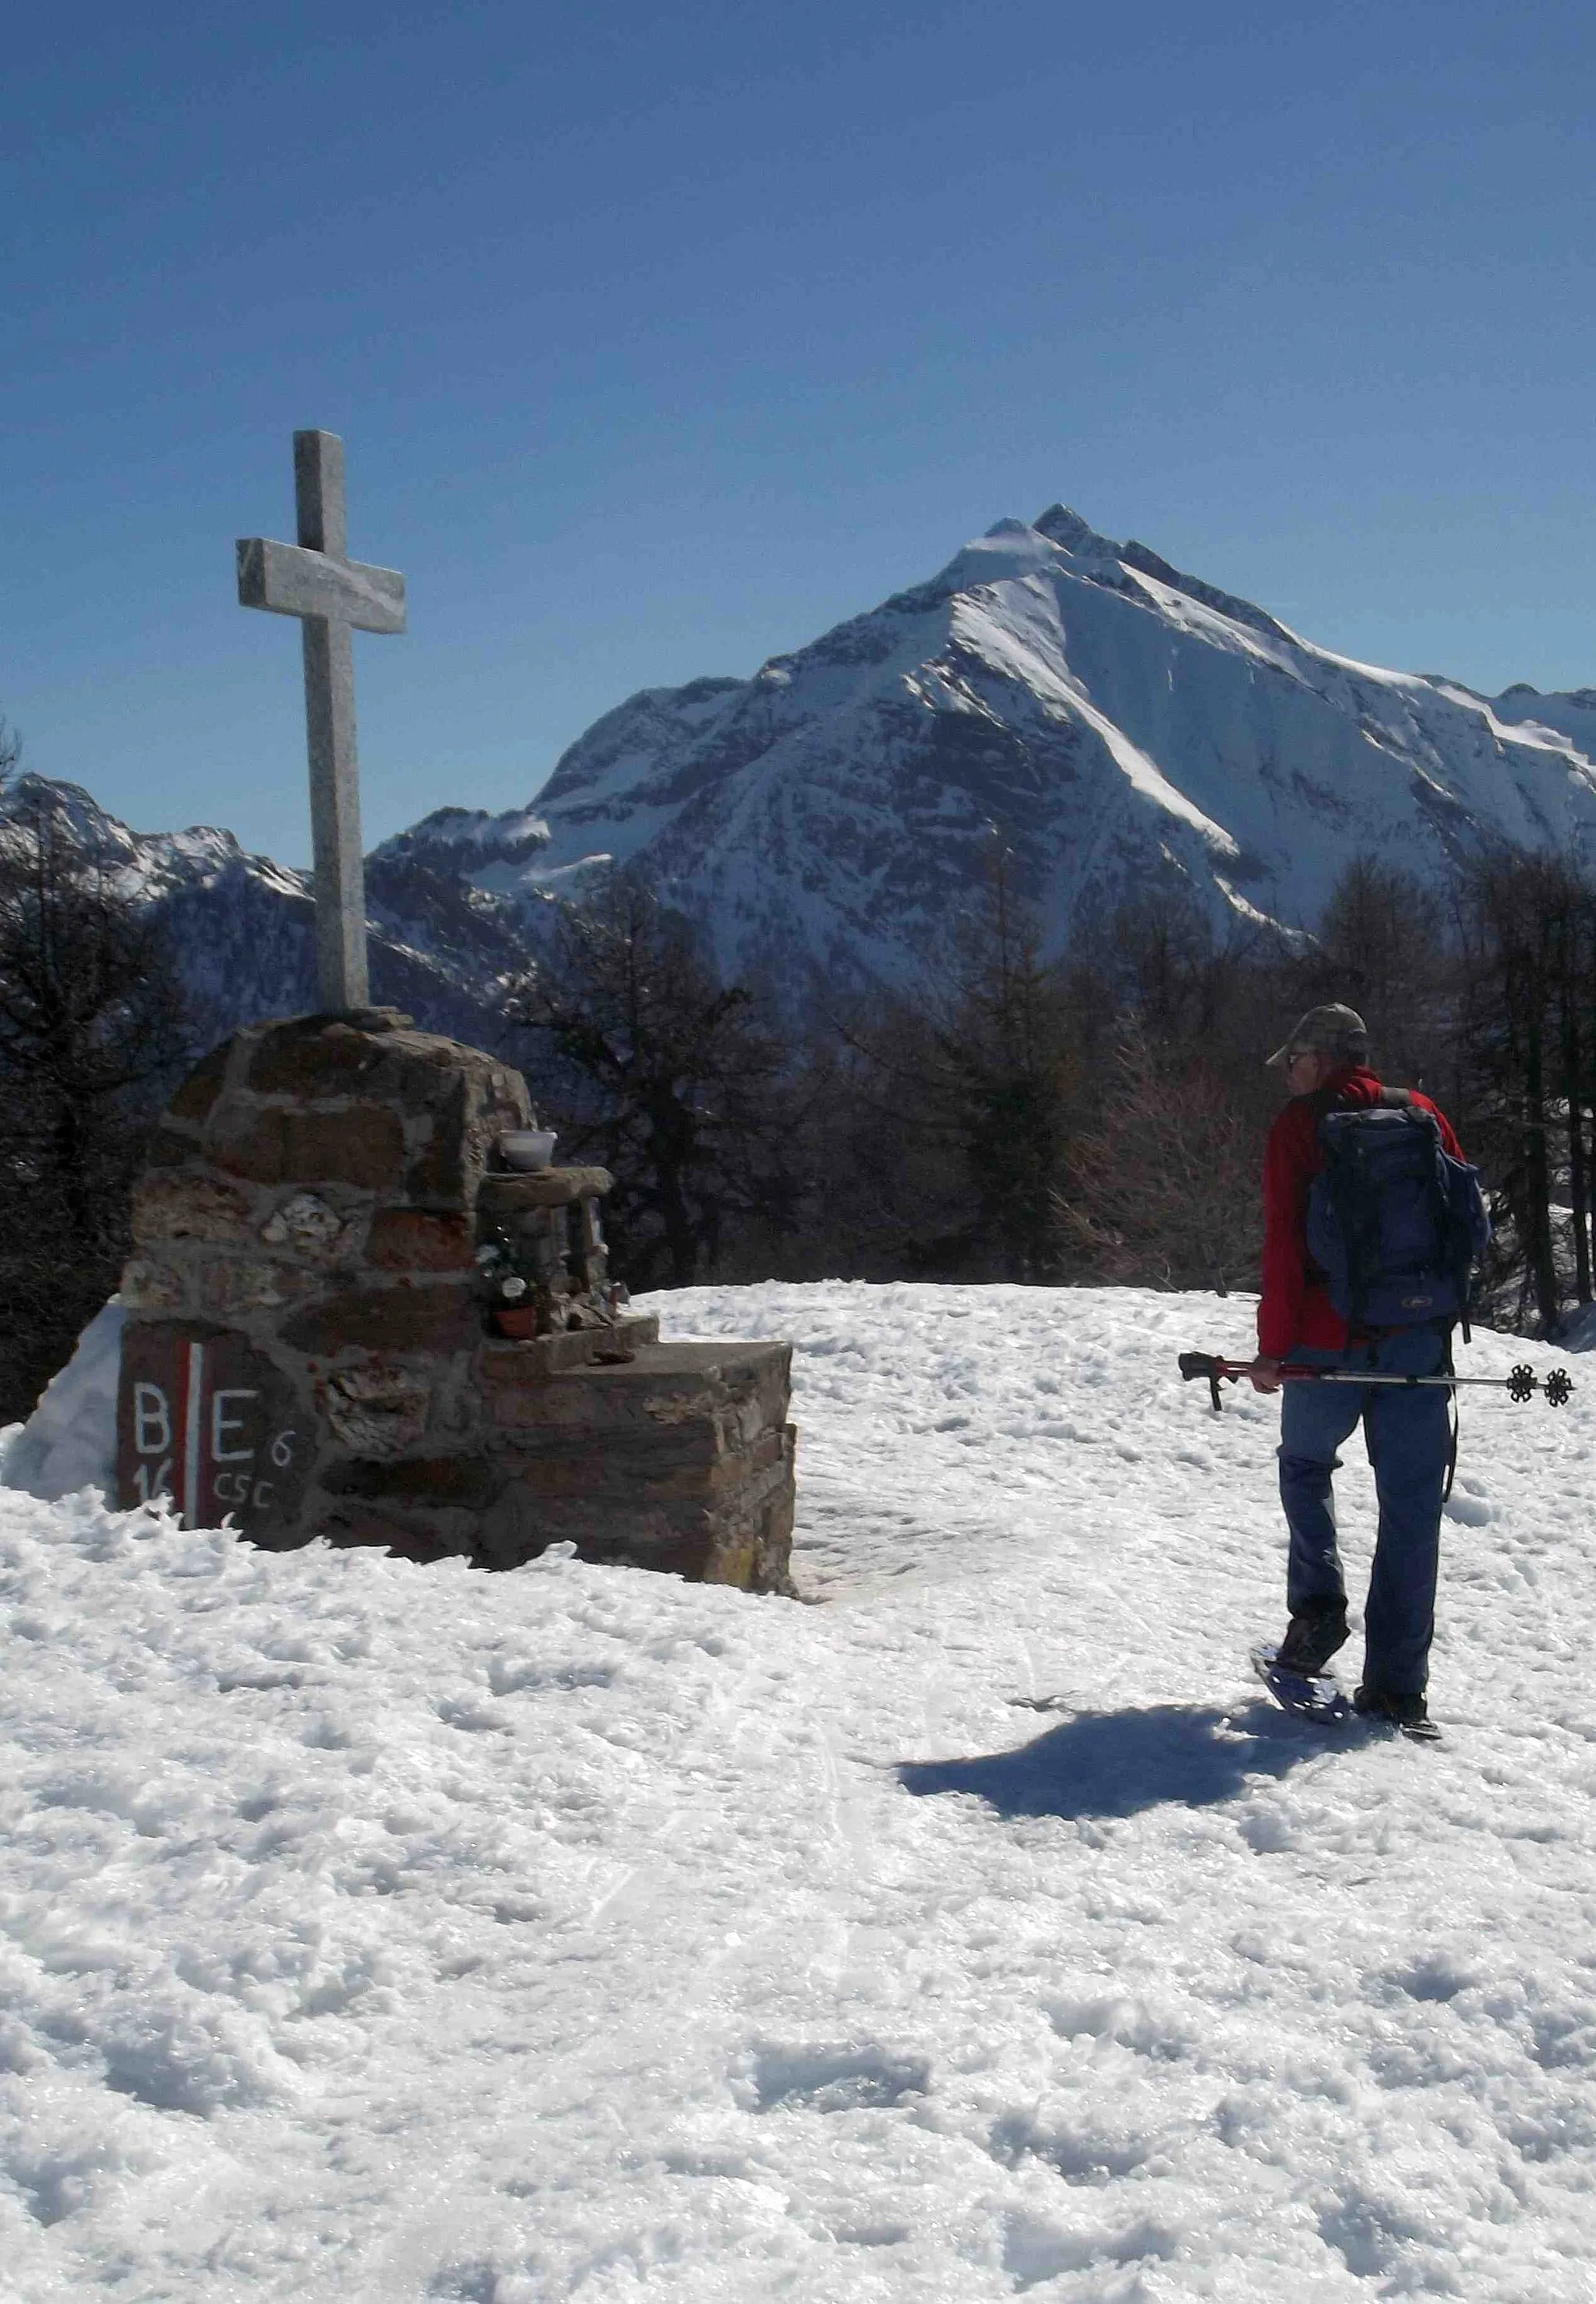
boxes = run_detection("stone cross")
[237,431,406,1012]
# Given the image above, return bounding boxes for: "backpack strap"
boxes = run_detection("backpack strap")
[1376,1087,1471,1342]
[1312,1082,1412,1116]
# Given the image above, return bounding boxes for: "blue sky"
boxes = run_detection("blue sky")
[4,0,1593,864]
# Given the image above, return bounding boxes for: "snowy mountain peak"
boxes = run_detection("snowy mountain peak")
[1030,507,1298,647]
[420,504,1594,992]
[1031,501,1104,555]
[931,517,1074,598]
[16,507,1596,1037]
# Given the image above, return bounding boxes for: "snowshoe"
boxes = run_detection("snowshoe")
[1250,1643,1351,1724]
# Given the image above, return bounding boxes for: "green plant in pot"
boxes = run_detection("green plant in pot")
[475,1227,554,1340]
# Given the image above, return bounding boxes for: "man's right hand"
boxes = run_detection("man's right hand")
[1250,1358,1283,1394]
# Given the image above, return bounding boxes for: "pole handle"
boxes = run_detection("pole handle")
[1178,1351,1234,1412]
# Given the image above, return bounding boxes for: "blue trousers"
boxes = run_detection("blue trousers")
[1279,1329,1452,1696]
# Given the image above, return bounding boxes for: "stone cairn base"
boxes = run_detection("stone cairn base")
[114,1011,795,1593]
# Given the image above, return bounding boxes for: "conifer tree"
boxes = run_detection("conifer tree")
[507,867,793,1288]
[0,764,191,1415]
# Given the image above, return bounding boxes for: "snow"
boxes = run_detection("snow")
[4,1299,124,1503]
[951,592,1244,860]
[376,807,553,857]
[931,519,1077,595]
[3,1281,1595,2301]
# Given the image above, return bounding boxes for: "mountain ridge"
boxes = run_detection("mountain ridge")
[8,504,1594,1033]
[396,502,1595,990]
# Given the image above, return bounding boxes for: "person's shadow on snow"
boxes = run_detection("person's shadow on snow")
[897,1701,1340,1820]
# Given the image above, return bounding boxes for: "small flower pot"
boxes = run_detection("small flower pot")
[492,1306,541,1340]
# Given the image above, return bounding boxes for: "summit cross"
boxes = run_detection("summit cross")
[236,430,406,1012]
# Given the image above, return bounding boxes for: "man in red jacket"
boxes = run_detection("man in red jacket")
[1253,1004,1465,1728]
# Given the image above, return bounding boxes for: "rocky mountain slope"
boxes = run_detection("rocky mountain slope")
[0,776,526,1048]
[11,504,1596,1031]
[394,504,1596,990]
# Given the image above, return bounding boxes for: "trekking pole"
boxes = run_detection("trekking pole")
[1178,1351,1575,1415]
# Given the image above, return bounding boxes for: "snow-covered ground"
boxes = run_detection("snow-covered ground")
[2,1282,1594,2302]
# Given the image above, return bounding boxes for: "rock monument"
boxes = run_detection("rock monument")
[111,434,794,1592]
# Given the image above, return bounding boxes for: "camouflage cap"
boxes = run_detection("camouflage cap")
[1266,1002,1369,1069]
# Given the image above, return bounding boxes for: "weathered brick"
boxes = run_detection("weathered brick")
[475,1315,659,1398]
[473,1441,795,1589]
[403,1077,471,1202]
[247,1023,383,1097]
[282,1277,480,1356]
[132,1171,256,1247]
[145,1122,202,1168]
[338,1008,413,1030]
[321,1454,507,1510]
[119,1256,189,1313]
[210,1103,405,1189]
[376,1035,495,1109]
[366,1207,475,1271]
[395,1053,534,1203]
[316,1500,474,1562]
[167,1044,231,1122]
[196,1256,320,1318]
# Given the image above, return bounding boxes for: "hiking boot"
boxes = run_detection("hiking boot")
[1353,1684,1428,1728]
[1275,1599,1350,1676]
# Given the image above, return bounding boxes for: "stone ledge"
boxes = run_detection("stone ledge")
[478,1168,615,1213]
[477,1314,660,1380]
[477,1338,792,1434]
[478,1336,792,1419]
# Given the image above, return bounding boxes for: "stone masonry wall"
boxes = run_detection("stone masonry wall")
[115,1010,796,1593]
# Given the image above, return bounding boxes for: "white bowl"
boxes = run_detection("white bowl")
[500,1129,558,1171]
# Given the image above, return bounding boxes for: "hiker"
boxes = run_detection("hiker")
[1251,1004,1471,1730]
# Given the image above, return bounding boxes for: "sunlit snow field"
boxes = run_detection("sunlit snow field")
[2,1283,1595,2302]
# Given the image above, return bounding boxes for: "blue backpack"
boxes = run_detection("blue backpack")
[1305,1090,1491,1336]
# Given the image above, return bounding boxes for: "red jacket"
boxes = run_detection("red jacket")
[1257,1065,1466,1359]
